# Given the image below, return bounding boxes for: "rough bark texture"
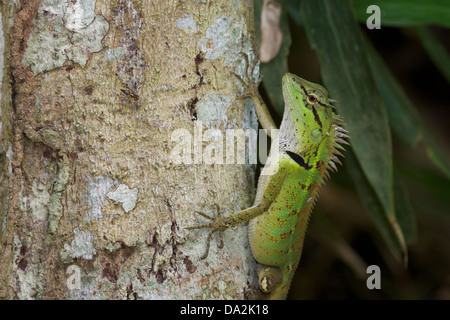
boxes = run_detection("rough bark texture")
[0,0,260,299]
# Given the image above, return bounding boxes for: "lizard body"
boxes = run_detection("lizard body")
[187,69,348,299]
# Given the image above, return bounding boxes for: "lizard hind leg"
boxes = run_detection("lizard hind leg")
[256,264,283,295]
[185,204,224,259]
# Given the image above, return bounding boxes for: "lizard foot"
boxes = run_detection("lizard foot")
[234,52,263,100]
[185,204,227,259]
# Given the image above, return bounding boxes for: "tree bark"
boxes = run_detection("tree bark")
[0,0,260,299]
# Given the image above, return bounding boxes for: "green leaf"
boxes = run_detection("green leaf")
[286,0,302,26]
[423,130,450,180]
[351,0,450,28]
[395,160,450,218]
[414,27,450,85]
[394,174,417,244]
[363,37,422,148]
[364,34,450,179]
[346,150,407,262]
[301,0,406,261]
[255,0,292,119]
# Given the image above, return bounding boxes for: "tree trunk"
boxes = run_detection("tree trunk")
[0,0,260,299]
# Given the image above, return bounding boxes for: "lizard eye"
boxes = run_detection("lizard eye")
[307,94,318,104]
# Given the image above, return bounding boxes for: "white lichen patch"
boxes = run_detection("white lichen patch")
[199,16,234,63]
[83,174,137,220]
[7,0,20,28]
[23,0,109,74]
[48,163,70,233]
[105,242,118,252]
[104,47,124,63]
[61,227,96,261]
[64,0,97,31]
[6,145,13,175]
[29,180,51,221]
[83,174,115,221]
[39,0,68,19]
[196,93,231,125]
[83,174,117,222]
[198,16,259,90]
[242,98,258,131]
[198,16,256,68]
[106,184,138,213]
[176,14,199,36]
[198,15,260,135]
[13,234,45,299]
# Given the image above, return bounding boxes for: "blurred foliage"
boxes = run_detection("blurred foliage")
[254,0,450,299]
[351,0,450,28]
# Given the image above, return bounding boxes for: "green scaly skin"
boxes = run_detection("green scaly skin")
[187,69,349,300]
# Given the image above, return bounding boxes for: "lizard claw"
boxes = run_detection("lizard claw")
[234,52,262,96]
[186,204,225,259]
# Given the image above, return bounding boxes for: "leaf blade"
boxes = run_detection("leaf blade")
[363,36,422,148]
[414,27,450,85]
[346,150,407,262]
[301,0,407,260]
[351,0,450,28]
[364,34,450,179]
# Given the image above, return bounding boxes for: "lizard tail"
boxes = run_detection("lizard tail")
[267,266,296,300]
[265,228,308,300]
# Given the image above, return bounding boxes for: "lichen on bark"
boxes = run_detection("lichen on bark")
[23,0,109,74]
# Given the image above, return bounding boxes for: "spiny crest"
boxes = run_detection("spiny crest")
[324,111,350,178]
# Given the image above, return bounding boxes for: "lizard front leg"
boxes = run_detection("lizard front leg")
[187,161,289,260]
[186,204,265,259]
[234,52,277,134]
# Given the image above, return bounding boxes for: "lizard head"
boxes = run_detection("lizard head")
[280,73,348,173]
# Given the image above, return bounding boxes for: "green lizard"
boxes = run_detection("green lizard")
[187,59,349,300]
